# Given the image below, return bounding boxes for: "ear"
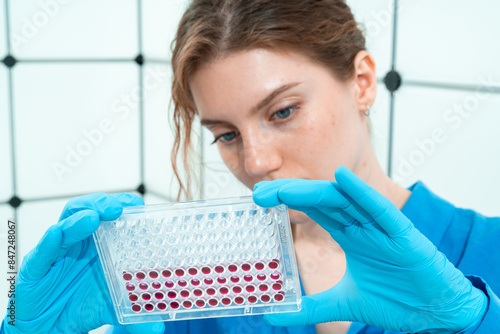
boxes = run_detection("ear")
[352,51,377,114]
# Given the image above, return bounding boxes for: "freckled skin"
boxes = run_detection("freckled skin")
[191,49,383,222]
[189,48,411,334]
[192,50,365,179]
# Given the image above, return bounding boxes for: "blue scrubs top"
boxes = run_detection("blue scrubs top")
[111,182,500,334]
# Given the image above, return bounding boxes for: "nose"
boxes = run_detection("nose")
[242,131,283,178]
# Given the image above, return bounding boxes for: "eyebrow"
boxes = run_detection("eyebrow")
[200,82,301,127]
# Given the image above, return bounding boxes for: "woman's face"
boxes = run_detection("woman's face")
[190,48,375,222]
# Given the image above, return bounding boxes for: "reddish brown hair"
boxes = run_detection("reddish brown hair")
[171,0,366,199]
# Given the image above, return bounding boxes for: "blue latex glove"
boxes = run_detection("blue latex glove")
[253,166,488,333]
[1,193,165,334]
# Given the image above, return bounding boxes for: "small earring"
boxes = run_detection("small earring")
[364,105,371,117]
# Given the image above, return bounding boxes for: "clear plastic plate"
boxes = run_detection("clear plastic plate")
[93,196,301,324]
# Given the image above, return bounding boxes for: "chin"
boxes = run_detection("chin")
[288,209,311,225]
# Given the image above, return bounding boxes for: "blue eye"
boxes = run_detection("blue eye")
[212,131,238,144]
[273,106,297,119]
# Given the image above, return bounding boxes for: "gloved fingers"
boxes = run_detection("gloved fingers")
[122,322,165,334]
[330,183,374,224]
[254,179,335,208]
[335,166,412,235]
[254,181,346,232]
[20,225,63,281]
[302,206,346,232]
[252,179,303,207]
[253,178,299,193]
[59,193,124,222]
[111,192,144,207]
[57,209,100,253]
[263,287,347,326]
[253,179,371,225]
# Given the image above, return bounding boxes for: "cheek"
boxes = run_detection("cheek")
[290,111,339,159]
[290,103,360,178]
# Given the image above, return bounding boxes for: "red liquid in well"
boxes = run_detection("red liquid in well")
[268,260,279,269]
[121,229,292,315]
[270,272,280,280]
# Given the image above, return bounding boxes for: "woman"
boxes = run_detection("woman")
[2,1,499,333]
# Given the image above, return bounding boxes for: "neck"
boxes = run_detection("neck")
[293,144,411,242]
[352,143,411,211]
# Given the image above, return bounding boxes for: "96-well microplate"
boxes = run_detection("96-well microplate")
[93,196,301,324]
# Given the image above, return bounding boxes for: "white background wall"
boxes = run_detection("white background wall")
[0,0,499,332]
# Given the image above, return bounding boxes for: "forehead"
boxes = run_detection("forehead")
[189,48,336,115]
